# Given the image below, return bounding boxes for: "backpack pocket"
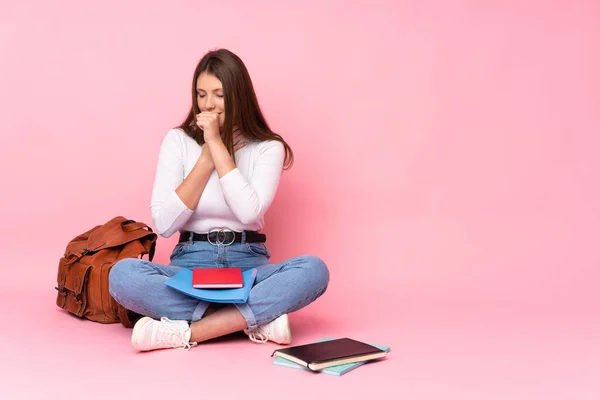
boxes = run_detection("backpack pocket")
[56,260,92,318]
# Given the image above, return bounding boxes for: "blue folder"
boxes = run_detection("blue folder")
[165,268,257,303]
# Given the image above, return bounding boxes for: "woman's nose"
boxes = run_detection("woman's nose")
[205,96,215,110]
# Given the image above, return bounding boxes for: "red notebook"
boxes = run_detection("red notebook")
[192,268,244,289]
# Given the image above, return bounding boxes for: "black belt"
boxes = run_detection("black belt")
[178,230,266,245]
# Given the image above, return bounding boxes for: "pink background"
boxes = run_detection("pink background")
[1,1,599,398]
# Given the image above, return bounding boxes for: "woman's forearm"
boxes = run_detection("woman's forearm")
[175,155,214,210]
[206,138,236,178]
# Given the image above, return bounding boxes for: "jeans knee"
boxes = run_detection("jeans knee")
[109,258,138,297]
[303,255,330,289]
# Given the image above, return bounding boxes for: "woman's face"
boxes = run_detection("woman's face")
[196,72,225,128]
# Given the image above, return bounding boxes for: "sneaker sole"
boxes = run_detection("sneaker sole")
[131,316,154,351]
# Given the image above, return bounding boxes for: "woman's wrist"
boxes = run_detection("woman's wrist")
[205,136,229,155]
[205,137,236,178]
[198,153,214,169]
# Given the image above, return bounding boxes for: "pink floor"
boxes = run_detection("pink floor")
[0,259,598,400]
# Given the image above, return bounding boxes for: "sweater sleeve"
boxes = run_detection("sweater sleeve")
[150,129,194,237]
[219,140,285,225]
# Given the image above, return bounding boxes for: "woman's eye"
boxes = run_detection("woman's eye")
[216,94,224,98]
[197,94,205,98]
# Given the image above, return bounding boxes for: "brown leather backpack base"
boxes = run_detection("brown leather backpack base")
[55,216,157,328]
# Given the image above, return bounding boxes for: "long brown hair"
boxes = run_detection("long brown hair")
[176,49,293,169]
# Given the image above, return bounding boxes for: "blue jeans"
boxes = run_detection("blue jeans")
[108,239,330,330]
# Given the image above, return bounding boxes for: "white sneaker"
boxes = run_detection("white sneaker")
[131,316,197,351]
[244,314,292,344]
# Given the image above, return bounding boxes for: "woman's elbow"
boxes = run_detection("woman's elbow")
[236,207,263,225]
[237,214,260,225]
[151,212,175,238]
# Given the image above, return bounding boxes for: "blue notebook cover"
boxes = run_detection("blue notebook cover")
[272,338,391,376]
[165,268,257,303]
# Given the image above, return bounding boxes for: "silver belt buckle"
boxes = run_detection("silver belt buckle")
[207,228,235,246]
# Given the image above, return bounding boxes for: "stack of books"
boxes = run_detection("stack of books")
[271,337,391,376]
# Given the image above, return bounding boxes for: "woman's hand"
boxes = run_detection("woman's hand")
[195,112,222,143]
